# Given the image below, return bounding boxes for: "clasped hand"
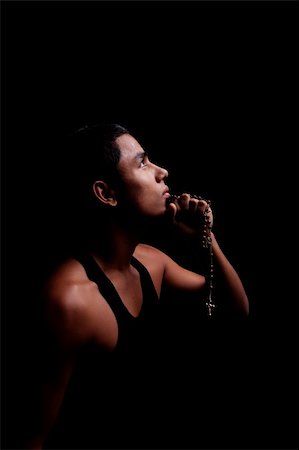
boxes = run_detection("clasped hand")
[166,193,213,239]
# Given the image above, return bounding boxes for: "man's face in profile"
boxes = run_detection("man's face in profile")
[115,133,170,217]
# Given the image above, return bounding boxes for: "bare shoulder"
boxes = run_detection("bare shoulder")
[135,243,180,270]
[43,258,98,313]
[136,243,205,293]
[133,244,170,297]
[135,243,169,262]
[42,258,113,351]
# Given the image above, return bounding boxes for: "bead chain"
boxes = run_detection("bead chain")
[169,194,216,317]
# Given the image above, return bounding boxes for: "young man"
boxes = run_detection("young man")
[24,123,249,449]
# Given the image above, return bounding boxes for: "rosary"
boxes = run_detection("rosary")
[201,198,215,316]
[169,194,216,317]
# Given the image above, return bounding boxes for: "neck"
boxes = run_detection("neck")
[89,217,144,271]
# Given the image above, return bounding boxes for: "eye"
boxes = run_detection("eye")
[140,156,148,168]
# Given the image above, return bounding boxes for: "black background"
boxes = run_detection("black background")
[2,1,297,449]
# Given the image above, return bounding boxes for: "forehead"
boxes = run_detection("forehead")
[116,133,144,163]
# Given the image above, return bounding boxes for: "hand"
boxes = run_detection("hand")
[166,193,213,240]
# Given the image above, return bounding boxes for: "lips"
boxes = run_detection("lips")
[162,186,170,197]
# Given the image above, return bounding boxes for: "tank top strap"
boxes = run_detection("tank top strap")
[74,253,159,320]
[130,255,159,306]
[74,253,127,320]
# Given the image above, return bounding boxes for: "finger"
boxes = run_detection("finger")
[189,198,198,213]
[196,199,209,214]
[166,202,177,220]
[177,193,190,209]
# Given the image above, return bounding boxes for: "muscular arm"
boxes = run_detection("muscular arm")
[26,349,75,450]
[159,239,248,316]
[24,272,98,449]
[160,194,249,316]
[211,232,249,315]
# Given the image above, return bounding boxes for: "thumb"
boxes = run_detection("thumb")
[166,202,177,221]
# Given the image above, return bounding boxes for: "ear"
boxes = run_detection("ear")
[93,180,117,207]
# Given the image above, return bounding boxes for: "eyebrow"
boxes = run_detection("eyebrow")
[135,151,148,160]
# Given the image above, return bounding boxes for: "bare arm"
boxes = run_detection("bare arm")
[163,193,249,316]
[211,232,249,315]
[25,352,75,450]
[23,279,94,449]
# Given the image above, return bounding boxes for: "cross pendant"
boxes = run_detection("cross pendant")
[206,301,216,316]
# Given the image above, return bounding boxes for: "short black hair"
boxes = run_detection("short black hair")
[59,122,130,217]
[52,123,130,242]
[40,123,132,261]
[68,122,130,187]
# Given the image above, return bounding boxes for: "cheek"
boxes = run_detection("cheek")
[121,174,150,198]
[119,174,164,213]
[119,180,147,206]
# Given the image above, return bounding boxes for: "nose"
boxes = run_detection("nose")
[155,164,169,181]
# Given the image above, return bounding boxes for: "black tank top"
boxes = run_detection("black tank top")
[75,253,160,354]
[44,254,162,449]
